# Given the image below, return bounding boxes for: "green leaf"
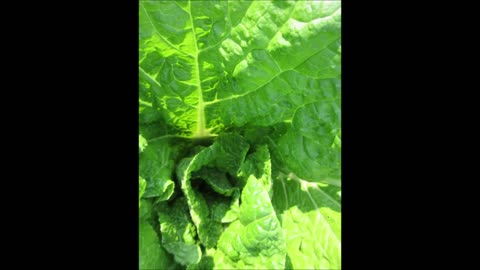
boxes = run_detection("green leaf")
[139,121,172,141]
[139,138,186,200]
[139,0,341,183]
[158,197,202,266]
[139,198,152,223]
[193,167,236,196]
[186,248,216,270]
[276,100,341,184]
[239,145,272,194]
[139,221,176,270]
[272,174,341,269]
[213,175,286,269]
[211,190,240,224]
[176,134,249,248]
[139,0,340,137]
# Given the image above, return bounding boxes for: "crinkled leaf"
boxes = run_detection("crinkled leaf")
[213,175,286,269]
[272,174,341,269]
[139,221,176,270]
[176,134,249,248]
[140,138,186,200]
[239,145,272,194]
[276,100,341,184]
[139,121,173,141]
[139,0,340,137]
[158,197,202,266]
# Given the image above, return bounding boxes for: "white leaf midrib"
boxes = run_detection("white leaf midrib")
[188,0,209,138]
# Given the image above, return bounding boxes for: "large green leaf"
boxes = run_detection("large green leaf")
[139,0,340,141]
[272,173,341,269]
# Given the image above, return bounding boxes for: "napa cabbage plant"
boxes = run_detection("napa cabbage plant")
[139,0,341,269]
